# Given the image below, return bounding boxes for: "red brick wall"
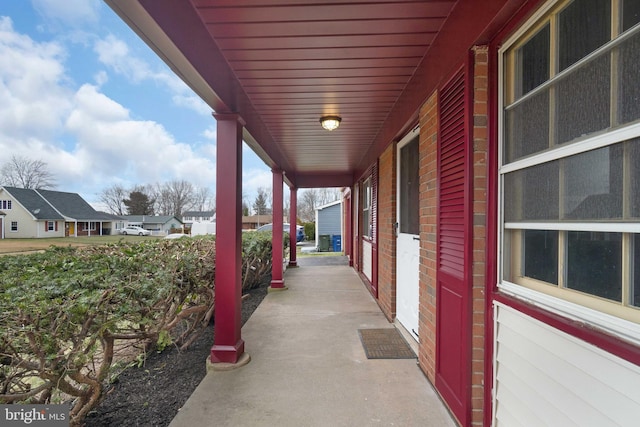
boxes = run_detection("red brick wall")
[470,45,489,427]
[418,91,438,382]
[376,143,396,321]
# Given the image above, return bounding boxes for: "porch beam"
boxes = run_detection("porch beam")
[210,113,246,364]
[270,169,286,290]
[289,188,298,267]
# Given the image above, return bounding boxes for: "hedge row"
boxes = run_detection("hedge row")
[0,232,284,425]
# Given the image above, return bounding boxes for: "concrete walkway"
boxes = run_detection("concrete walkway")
[169,264,456,427]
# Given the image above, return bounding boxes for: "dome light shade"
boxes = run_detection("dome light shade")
[320,115,341,131]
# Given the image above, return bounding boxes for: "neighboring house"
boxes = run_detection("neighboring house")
[182,210,215,225]
[98,211,127,235]
[0,186,115,238]
[241,215,273,230]
[121,215,183,235]
[315,200,342,249]
[0,211,7,239]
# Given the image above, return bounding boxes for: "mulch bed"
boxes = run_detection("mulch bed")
[85,277,270,427]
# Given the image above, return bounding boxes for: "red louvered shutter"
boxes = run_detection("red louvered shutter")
[435,66,471,426]
[370,162,378,243]
[371,161,378,296]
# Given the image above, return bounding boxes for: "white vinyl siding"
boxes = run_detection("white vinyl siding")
[494,303,640,426]
[316,202,342,237]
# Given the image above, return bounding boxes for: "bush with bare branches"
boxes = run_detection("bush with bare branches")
[0,233,277,426]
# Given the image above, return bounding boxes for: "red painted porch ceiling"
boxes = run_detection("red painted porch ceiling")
[194,0,456,183]
[109,0,460,187]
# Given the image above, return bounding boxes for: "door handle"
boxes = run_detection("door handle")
[413,236,420,241]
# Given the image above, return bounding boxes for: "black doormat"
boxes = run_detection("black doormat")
[358,328,416,359]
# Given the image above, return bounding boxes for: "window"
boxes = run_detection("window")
[10,221,17,232]
[82,222,96,231]
[362,177,372,238]
[47,221,55,231]
[500,0,640,327]
[1,200,11,210]
[400,136,420,235]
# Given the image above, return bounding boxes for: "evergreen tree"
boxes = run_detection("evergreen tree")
[124,190,155,215]
[252,189,270,216]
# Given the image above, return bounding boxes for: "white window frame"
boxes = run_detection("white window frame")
[10,221,17,232]
[498,0,640,344]
[47,221,55,231]
[362,177,372,239]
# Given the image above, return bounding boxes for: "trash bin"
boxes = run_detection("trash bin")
[319,234,331,252]
[332,235,342,252]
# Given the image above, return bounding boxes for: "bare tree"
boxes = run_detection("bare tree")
[0,155,56,189]
[152,182,173,216]
[192,186,214,213]
[283,193,290,222]
[155,180,195,217]
[318,188,341,206]
[99,184,128,215]
[298,189,319,223]
[297,188,341,223]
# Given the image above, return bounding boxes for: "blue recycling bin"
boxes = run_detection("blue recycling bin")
[332,235,342,252]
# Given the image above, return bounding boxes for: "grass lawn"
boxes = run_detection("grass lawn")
[0,235,160,255]
[295,241,343,257]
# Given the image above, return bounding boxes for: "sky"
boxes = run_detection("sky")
[0,0,273,210]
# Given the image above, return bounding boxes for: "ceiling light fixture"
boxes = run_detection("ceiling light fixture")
[320,115,341,131]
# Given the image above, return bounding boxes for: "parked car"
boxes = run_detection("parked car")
[121,226,151,236]
[164,233,190,239]
[256,223,305,242]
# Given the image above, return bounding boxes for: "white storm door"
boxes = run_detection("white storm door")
[396,131,420,341]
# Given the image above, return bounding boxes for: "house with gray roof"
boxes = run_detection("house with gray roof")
[120,215,183,235]
[182,210,215,225]
[0,186,117,238]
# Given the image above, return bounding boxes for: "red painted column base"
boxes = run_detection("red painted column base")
[269,279,287,291]
[210,339,245,364]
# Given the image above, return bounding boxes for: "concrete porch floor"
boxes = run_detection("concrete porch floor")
[169,260,456,427]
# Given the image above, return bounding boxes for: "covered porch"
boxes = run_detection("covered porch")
[104,1,640,425]
[169,260,455,427]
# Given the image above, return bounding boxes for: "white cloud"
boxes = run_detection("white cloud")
[65,84,217,188]
[94,34,147,82]
[31,0,100,27]
[0,17,72,141]
[243,168,273,203]
[94,34,209,115]
[173,94,210,116]
[94,70,108,86]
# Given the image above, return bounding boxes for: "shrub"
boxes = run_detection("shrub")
[0,233,277,426]
[303,222,315,240]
